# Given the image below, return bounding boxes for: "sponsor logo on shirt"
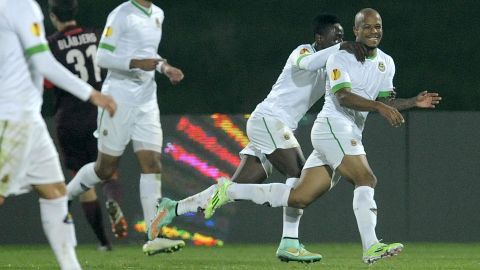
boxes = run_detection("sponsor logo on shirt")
[378,62,385,72]
[331,69,341,80]
[104,26,113,37]
[31,23,41,37]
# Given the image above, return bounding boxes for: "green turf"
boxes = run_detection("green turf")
[1,243,480,269]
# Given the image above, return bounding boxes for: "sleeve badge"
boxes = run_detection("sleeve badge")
[30,23,41,37]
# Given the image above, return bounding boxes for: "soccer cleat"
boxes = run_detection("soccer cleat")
[97,244,113,252]
[106,200,128,239]
[147,198,178,241]
[276,238,322,263]
[362,242,404,264]
[142,238,185,256]
[204,178,233,219]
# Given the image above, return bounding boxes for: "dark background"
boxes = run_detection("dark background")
[38,0,480,114]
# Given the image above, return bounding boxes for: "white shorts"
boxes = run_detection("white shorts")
[246,116,299,155]
[0,118,64,197]
[239,143,273,176]
[96,101,163,156]
[304,117,365,170]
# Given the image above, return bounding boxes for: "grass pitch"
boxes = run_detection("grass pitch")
[0,243,479,269]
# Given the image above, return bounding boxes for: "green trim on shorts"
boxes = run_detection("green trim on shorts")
[99,42,116,52]
[97,109,106,137]
[0,121,8,153]
[326,118,345,154]
[262,117,277,149]
[25,43,49,57]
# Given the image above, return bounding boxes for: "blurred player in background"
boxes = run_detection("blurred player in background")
[202,8,441,264]
[66,0,185,255]
[0,0,116,269]
[148,13,367,263]
[45,0,128,250]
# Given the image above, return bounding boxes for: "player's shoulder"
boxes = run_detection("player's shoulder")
[109,1,132,17]
[291,44,314,56]
[328,50,355,63]
[8,0,43,20]
[376,49,394,65]
[151,4,164,16]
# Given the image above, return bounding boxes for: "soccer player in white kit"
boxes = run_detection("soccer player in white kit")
[0,0,116,269]
[202,8,441,264]
[65,0,185,255]
[147,14,367,263]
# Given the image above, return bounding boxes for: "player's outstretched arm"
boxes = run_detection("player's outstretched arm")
[377,90,442,111]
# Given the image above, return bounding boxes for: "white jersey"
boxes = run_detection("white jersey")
[319,49,395,132]
[97,0,165,106]
[0,0,45,120]
[251,43,341,130]
[0,0,92,121]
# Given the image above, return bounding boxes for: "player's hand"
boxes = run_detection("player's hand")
[130,59,161,71]
[0,196,5,206]
[376,102,405,127]
[340,41,368,63]
[163,64,184,85]
[89,90,117,117]
[415,91,442,108]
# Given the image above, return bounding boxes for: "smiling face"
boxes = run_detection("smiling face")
[353,9,383,50]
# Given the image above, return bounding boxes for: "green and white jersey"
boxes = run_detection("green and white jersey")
[0,0,45,120]
[319,49,395,132]
[0,0,92,120]
[97,0,165,106]
[252,43,340,130]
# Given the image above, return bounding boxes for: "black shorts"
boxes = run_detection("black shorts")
[56,113,98,172]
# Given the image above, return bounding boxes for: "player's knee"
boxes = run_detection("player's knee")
[288,193,313,209]
[94,166,116,180]
[140,160,162,174]
[356,171,377,187]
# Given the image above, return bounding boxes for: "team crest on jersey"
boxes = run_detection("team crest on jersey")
[1,174,10,184]
[299,48,311,55]
[31,23,41,37]
[155,18,162,28]
[103,129,108,136]
[378,62,386,72]
[350,139,357,146]
[331,69,341,81]
[104,26,113,37]
[284,133,290,140]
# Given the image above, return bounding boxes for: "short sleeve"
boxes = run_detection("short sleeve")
[326,52,352,94]
[13,0,49,58]
[98,10,126,53]
[377,57,395,98]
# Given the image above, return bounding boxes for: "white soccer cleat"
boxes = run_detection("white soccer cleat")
[142,238,185,256]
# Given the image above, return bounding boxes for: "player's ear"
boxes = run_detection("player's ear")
[353,26,359,37]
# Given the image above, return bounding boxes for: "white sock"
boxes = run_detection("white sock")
[177,185,216,215]
[282,178,303,238]
[227,183,290,207]
[140,173,162,224]
[39,196,81,270]
[353,186,379,251]
[67,162,101,200]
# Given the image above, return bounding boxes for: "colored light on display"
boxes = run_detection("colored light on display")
[177,117,240,167]
[134,221,224,247]
[211,113,249,148]
[164,142,230,180]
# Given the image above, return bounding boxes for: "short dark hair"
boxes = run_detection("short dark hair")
[313,13,341,36]
[48,0,78,22]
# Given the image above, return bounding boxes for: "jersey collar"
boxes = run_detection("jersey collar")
[130,0,152,17]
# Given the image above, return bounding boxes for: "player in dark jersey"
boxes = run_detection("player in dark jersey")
[45,0,127,250]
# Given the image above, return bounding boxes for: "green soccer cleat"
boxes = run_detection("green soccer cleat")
[276,238,322,263]
[142,238,185,256]
[362,242,404,264]
[204,178,233,219]
[147,198,177,241]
